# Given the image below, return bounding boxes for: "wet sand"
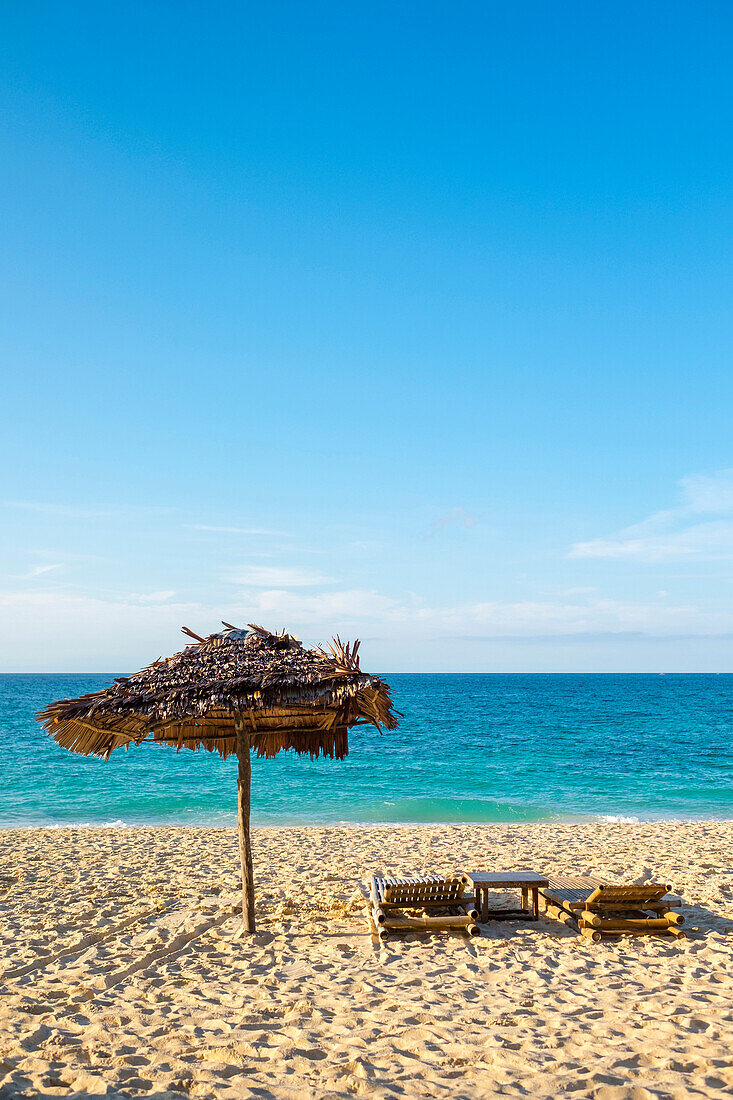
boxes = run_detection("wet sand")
[1,821,732,1099]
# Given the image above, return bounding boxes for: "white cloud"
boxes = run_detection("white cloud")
[22,563,62,579]
[0,584,730,670]
[124,591,177,604]
[239,587,728,639]
[187,524,285,536]
[0,591,209,670]
[569,469,733,561]
[681,470,733,513]
[231,566,334,587]
[5,501,115,518]
[431,507,476,530]
[249,587,399,620]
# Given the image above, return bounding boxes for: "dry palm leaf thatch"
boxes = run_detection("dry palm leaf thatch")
[38,623,399,932]
[39,622,398,761]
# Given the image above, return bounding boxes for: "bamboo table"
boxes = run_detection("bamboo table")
[465,871,549,922]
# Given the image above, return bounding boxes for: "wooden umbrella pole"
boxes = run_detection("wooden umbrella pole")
[235,720,256,932]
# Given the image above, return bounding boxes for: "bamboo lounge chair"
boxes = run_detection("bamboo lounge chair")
[368,875,480,941]
[540,875,686,943]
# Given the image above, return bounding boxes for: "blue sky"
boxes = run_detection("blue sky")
[2,2,732,671]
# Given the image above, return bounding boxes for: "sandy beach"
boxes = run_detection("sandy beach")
[1,821,732,1099]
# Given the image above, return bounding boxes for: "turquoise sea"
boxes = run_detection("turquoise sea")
[2,673,732,827]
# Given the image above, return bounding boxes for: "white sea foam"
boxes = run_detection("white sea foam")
[21,819,135,829]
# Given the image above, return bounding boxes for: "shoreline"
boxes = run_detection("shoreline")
[4,813,733,830]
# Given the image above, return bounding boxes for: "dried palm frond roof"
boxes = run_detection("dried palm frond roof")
[38,623,399,761]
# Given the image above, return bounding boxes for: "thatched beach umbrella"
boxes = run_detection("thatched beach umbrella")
[38,623,398,931]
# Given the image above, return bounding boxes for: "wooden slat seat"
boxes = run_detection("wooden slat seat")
[376,875,466,905]
[585,884,669,906]
[540,875,685,943]
[368,874,479,942]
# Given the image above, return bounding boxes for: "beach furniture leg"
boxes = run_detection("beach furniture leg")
[366,909,381,944]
